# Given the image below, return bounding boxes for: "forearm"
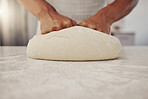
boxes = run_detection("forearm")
[96,0,138,24]
[17,0,57,20]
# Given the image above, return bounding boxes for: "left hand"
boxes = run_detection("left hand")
[79,11,111,34]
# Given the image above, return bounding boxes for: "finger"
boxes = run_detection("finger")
[52,26,58,31]
[56,26,63,31]
[97,28,105,33]
[103,27,110,34]
[52,25,64,31]
[96,27,102,32]
[87,24,97,30]
[107,27,111,34]
[65,24,72,28]
[97,27,108,34]
[41,28,53,34]
[71,20,77,26]
[41,26,58,34]
[78,22,88,27]
[64,22,73,28]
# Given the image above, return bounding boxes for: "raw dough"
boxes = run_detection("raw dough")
[26,26,122,61]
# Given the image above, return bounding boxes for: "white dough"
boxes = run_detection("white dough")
[26,26,122,61]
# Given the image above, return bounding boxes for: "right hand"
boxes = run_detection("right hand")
[39,11,77,34]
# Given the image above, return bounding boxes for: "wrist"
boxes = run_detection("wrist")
[95,9,114,25]
[37,3,58,20]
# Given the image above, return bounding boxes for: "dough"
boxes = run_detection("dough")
[26,26,122,61]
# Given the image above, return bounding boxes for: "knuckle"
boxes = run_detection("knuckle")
[88,24,95,28]
[72,20,77,25]
[64,20,71,24]
[80,21,88,26]
[53,20,62,25]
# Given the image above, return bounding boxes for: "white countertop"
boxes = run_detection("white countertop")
[0,46,148,99]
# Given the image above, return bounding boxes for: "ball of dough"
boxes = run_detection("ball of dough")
[26,26,122,61]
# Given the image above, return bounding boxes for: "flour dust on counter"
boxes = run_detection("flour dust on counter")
[0,46,148,99]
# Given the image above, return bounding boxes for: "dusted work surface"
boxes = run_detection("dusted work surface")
[0,46,148,99]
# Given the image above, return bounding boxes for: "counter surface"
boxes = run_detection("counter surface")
[0,46,148,99]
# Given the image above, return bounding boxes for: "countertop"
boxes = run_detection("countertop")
[0,46,148,99]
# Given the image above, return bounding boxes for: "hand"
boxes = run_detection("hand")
[79,11,111,34]
[39,11,77,34]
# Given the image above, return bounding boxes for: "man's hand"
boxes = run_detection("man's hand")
[17,0,77,34]
[79,11,111,34]
[79,0,138,34]
[40,11,77,34]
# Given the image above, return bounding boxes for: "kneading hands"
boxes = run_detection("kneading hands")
[17,0,138,34]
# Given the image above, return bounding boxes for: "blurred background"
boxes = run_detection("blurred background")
[0,0,147,46]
